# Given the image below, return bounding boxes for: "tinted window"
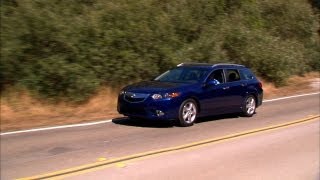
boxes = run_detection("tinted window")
[226,69,241,82]
[241,68,255,80]
[208,69,224,84]
[155,67,210,83]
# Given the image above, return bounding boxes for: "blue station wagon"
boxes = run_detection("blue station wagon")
[117,63,263,126]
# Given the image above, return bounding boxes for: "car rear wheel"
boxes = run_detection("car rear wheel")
[178,99,197,127]
[242,95,256,117]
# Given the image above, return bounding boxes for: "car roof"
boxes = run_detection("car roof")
[177,62,245,69]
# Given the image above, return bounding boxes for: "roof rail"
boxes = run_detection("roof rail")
[177,62,245,67]
[177,62,213,67]
[212,63,245,67]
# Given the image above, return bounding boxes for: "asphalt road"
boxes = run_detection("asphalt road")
[1,93,319,180]
[70,118,319,180]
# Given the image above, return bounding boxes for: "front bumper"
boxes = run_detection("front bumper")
[117,95,181,120]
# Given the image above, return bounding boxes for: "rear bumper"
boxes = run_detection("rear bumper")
[257,92,263,107]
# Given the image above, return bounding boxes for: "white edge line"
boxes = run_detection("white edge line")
[1,92,319,136]
[0,119,113,136]
[262,92,319,102]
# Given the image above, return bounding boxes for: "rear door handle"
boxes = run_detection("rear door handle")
[241,83,247,87]
[223,86,230,90]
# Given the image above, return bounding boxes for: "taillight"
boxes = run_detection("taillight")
[258,82,263,88]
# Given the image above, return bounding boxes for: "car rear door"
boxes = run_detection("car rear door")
[222,69,247,111]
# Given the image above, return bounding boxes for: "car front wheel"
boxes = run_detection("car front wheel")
[178,99,197,127]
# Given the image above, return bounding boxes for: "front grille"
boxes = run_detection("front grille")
[124,92,149,103]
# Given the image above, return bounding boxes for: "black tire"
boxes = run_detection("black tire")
[242,95,256,117]
[178,99,198,127]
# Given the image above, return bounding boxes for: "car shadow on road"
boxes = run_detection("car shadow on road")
[112,113,241,128]
[112,117,175,128]
[196,113,241,124]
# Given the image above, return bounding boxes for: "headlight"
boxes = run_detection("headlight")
[152,92,180,100]
[152,94,163,100]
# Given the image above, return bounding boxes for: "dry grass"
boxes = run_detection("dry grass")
[1,87,120,131]
[261,72,319,99]
[1,72,319,132]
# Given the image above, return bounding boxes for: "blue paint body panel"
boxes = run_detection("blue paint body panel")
[117,63,263,120]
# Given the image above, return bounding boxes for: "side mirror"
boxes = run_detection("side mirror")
[204,80,219,87]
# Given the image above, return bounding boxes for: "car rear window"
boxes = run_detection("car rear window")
[241,68,255,80]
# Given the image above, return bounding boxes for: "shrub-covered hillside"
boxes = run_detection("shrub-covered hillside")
[1,0,319,101]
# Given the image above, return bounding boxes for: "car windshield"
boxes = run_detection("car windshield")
[154,67,210,83]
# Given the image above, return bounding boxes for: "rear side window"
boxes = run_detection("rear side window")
[226,69,241,82]
[241,68,255,80]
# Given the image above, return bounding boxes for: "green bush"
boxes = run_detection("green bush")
[223,27,309,85]
[0,0,319,101]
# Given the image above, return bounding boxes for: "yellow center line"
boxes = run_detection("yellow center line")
[17,115,320,180]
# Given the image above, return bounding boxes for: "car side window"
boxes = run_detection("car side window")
[241,68,255,80]
[226,69,241,82]
[207,69,224,84]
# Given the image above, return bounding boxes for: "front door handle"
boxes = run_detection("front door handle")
[241,83,247,87]
[223,86,230,90]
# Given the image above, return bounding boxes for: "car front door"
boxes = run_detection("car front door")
[199,69,231,116]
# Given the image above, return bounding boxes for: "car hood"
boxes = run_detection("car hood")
[123,81,191,93]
